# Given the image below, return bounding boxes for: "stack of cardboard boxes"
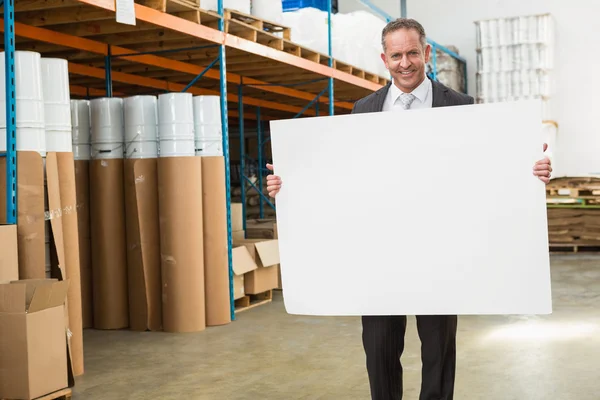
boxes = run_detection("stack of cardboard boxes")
[0,225,71,400]
[230,203,282,302]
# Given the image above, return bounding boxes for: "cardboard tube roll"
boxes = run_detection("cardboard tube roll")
[201,156,231,326]
[57,153,84,376]
[16,152,46,279]
[74,160,93,329]
[158,157,205,333]
[124,158,162,332]
[90,159,129,330]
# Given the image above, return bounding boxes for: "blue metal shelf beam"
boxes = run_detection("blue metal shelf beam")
[4,0,17,224]
[218,0,236,321]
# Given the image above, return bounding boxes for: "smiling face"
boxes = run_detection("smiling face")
[381,27,431,93]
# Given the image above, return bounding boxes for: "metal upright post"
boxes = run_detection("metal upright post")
[327,0,334,116]
[401,0,407,18]
[4,0,17,224]
[105,45,113,97]
[256,107,264,219]
[218,0,235,321]
[238,82,246,233]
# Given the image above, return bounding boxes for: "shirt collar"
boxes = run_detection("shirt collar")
[390,76,431,103]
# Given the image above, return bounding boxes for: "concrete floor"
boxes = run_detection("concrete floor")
[73,255,600,399]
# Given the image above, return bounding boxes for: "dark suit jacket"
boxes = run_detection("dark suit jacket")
[351,77,474,114]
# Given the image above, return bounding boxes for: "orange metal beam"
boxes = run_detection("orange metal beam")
[67,62,316,116]
[4,20,354,110]
[69,84,123,96]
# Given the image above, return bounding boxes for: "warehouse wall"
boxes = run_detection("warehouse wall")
[338,0,600,177]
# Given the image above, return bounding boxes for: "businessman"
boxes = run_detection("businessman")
[266,18,552,400]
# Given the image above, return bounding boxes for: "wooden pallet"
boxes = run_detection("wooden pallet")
[235,290,272,313]
[2,388,72,400]
[546,187,600,198]
[224,8,291,40]
[549,244,600,253]
[136,0,202,23]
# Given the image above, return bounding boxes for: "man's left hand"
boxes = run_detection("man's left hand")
[533,143,552,184]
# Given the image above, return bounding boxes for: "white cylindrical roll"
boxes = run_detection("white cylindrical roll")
[91,97,124,160]
[0,51,45,130]
[158,93,194,157]
[71,100,91,145]
[41,58,71,132]
[124,95,158,133]
[73,144,91,161]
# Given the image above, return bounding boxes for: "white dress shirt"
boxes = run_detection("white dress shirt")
[382,76,433,112]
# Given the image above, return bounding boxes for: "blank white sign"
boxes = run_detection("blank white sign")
[270,99,552,316]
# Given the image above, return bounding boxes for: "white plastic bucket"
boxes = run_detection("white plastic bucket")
[71,100,91,145]
[124,95,157,130]
[159,139,195,157]
[158,93,194,125]
[193,96,221,125]
[90,97,124,143]
[124,95,158,159]
[0,51,45,129]
[73,144,91,161]
[125,141,158,159]
[41,58,71,131]
[46,130,73,152]
[194,124,222,156]
[0,127,46,156]
[91,142,124,159]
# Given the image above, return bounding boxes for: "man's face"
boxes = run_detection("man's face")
[381,28,431,93]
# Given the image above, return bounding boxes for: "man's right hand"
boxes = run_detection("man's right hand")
[266,163,282,198]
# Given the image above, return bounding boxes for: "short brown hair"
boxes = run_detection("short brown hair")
[381,18,427,51]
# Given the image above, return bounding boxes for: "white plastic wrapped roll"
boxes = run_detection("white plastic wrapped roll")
[201,0,249,13]
[282,8,329,55]
[251,0,283,23]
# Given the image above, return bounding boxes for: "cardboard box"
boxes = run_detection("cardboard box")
[232,230,245,241]
[0,225,18,284]
[233,239,280,294]
[231,203,243,232]
[0,279,69,400]
[231,246,258,300]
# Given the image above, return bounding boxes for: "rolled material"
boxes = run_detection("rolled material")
[74,160,93,329]
[90,159,129,329]
[124,158,162,331]
[56,152,84,376]
[158,157,205,333]
[201,156,231,326]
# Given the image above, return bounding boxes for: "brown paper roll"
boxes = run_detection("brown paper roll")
[201,156,231,326]
[90,159,129,330]
[57,153,84,377]
[158,157,205,333]
[124,158,162,332]
[16,152,46,279]
[74,160,93,329]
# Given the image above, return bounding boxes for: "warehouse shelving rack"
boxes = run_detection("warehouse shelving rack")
[0,0,388,322]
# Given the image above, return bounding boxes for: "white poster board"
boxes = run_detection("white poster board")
[270,99,552,316]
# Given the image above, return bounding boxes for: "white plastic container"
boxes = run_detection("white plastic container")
[0,51,45,130]
[46,130,73,152]
[124,95,158,159]
[193,96,222,156]
[41,58,71,131]
[71,100,91,145]
[251,0,283,23]
[158,93,194,157]
[73,144,91,161]
[90,97,124,160]
[0,127,46,155]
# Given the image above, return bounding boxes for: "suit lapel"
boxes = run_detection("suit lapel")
[431,80,448,108]
[374,82,391,112]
